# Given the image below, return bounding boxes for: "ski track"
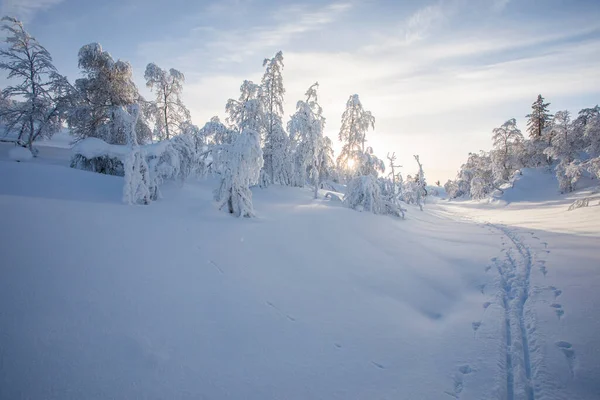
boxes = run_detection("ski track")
[446,219,573,400]
[491,223,535,400]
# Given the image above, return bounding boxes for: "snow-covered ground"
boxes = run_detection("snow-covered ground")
[0,142,598,399]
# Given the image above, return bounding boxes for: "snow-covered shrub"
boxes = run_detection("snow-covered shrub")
[444,180,462,198]
[583,157,600,180]
[568,197,590,211]
[146,133,199,188]
[214,128,263,217]
[70,137,128,175]
[8,146,33,162]
[344,175,383,213]
[556,159,583,193]
[470,176,494,199]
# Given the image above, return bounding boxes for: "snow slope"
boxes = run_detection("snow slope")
[0,146,598,399]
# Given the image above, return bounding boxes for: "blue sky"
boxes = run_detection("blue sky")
[2,0,600,181]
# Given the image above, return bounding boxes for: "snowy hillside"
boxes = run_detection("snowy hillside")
[1,144,599,399]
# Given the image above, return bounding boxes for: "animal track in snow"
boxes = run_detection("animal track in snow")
[458,364,473,375]
[266,301,296,322]
[207,259,224,274]
[483,302,492,309]
[472,321,481,337]
[371,361,385,369]
[540,265,548,276]
[556,341,576,377]
[550,303,564,319]
[549,286,562,298]
[477,284,485,294]
[444,365,472,398]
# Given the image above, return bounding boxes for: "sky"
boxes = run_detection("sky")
[1,0,600,182]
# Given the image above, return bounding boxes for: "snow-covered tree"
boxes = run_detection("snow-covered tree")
[337,94,375,181]
[69,43,150,145]
[288,82,325,197]
[412,155,427,210]
[260,51,289,185]
[491,118,524,181]
[526,94,552,139]
[577,106,600,157]
[226,80,263,134]
[387,152,402,195]
[357,146,385,177]
[0,17,71,151]
[199,116,237,146]
[122,104,152,205]
[344,174,383,213]
[544,111,576,163]
[144,63,190,140]
[317,136,337,184]
[444,179,460,199]
[214,128,263,217]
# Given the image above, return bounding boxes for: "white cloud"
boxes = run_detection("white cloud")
[405,3,445,43]
[0,0,64,23]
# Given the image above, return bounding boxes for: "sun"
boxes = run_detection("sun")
[347,158,355,169]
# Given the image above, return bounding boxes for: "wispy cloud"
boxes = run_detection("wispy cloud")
[491,0,511,13]
[0,0,64,23]
[405,3,446,43]
[137,1,352,71]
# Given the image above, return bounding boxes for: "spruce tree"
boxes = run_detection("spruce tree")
[526,94,552,139]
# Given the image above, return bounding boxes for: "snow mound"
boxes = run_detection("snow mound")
[495,168,560,204]
[72,137,129,160]
[8,146,33,162]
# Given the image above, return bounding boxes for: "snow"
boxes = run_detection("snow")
[8,146,33,162]
[72,137,130,160]
[0,144,599,399]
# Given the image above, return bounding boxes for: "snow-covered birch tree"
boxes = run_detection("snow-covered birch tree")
[337,94,375,181]
[122,104,152,205]
[226,80,263,134]
[0,17,71,152]
[69,43,151,145]
[214,128,263,217]
[214,80,266,216]
[260,51,289,185]
[491,118,524,182]
[144,63,190,140]
[288,82,325,197]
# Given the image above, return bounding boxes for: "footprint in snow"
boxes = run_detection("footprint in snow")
[266,301,296,322]
[540,265,548,277]
[550,303,564,319]
[207,260,224,274]
[371,361,385,369]
[472,321,481,337]
[477,284,485,294]
[549,286,562,298]
[483,302,492,309]
[556,341,576,377]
